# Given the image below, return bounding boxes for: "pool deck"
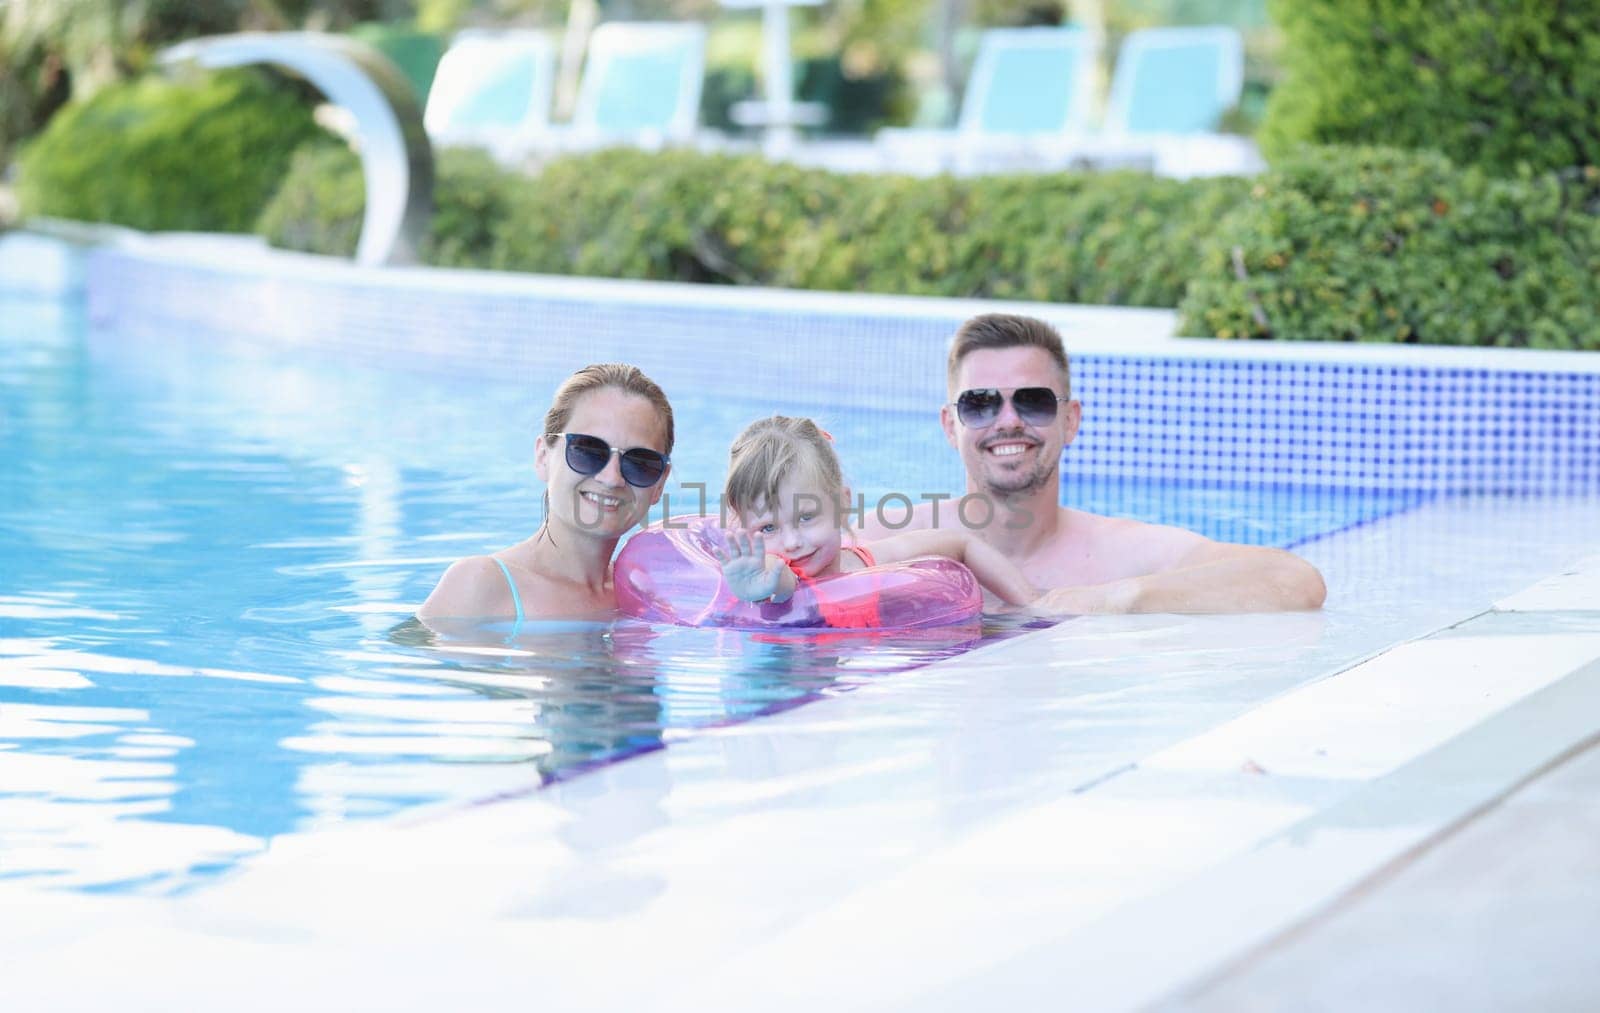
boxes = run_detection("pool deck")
[1178,735,1600,1012]
[3,495,1598,1011]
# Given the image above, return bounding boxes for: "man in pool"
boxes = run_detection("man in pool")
[856,313,1327,613]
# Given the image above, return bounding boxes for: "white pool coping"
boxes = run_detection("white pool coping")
[922,645,1600,1012]
[103,230,1600,372]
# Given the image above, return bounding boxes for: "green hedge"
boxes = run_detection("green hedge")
[1179,146,1600,349]
[260,145,1247,308]
[253,141,366,258]
[254,143,524,265]
[17,69,327,233]
[1261,0,1600,176]
[258,143,1600,350]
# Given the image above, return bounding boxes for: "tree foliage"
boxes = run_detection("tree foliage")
[1260,0,1600,175]
[0,0,405,166]
[252,140,1600,349]
[17,69,330,233]
[1180,146,1600,349]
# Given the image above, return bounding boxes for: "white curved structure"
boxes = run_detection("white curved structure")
[161,32,434,266]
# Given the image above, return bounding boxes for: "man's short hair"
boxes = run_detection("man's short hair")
[946,313,1071,398]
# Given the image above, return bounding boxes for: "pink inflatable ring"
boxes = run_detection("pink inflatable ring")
[614,517,982,630]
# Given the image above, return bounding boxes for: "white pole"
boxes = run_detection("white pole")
[555,0,599,120]
[724,0,826,157]
[762,0,797,155]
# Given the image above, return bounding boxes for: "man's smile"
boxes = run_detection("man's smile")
[982,436,1038,459]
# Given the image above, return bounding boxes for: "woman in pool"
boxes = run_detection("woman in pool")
[713,415,1038,620]
[418,363,673,621]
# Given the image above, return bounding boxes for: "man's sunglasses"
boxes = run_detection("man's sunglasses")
[545,432,669,488]
[952,387,1071,429]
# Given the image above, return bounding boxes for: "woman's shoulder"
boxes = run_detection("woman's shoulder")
[417,554,517,619]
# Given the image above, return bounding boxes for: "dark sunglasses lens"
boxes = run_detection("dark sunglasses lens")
[619,448,667,487]
[1012,387,1061,425]
[564,435,610,476]
[956,389,1003,427]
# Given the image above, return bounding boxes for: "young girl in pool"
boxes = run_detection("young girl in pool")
[713,415,1038,620]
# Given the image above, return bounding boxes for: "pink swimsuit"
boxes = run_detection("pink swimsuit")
[787,546,880,628]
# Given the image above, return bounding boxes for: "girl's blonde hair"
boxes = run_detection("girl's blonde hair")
[725,415,843,518]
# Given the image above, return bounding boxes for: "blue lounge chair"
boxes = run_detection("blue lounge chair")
[958,26,1099,137]
[424,30,556,164]
[876,26,1099,175]
[1095,25,1256,177]
[1103,26,1243,136]
[567,22,707,149]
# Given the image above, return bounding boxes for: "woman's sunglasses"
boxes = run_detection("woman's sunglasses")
[952,387,1071,429]
[546,432,669,488]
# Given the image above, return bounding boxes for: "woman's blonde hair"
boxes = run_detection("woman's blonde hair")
[541,363,674,454]
[725,415,843,518]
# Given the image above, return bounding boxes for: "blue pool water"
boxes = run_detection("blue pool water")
[0,295,1421,891]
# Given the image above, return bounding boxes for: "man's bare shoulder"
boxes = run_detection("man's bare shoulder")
[1055,506,1314,578]
[1036,507,1215,582]
[1046,507,1326,611]
[1061,507,1203,547]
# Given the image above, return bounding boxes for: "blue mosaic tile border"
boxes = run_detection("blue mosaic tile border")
[83,242,1600,495]
[1073,357,1600,493]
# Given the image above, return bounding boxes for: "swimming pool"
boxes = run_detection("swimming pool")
[0,282,1435,892]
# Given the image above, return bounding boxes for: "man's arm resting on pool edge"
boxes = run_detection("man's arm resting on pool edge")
[1037,541,1327,614]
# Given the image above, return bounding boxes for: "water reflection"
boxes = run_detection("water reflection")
[378,615,1001,787]
[0,603,1015,892]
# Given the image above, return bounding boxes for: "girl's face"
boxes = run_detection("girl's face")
[738,474,845,579]
[535,387,671,540]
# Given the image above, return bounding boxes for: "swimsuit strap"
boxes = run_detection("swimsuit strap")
[783,545,875,591]
[491,557,526,624]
